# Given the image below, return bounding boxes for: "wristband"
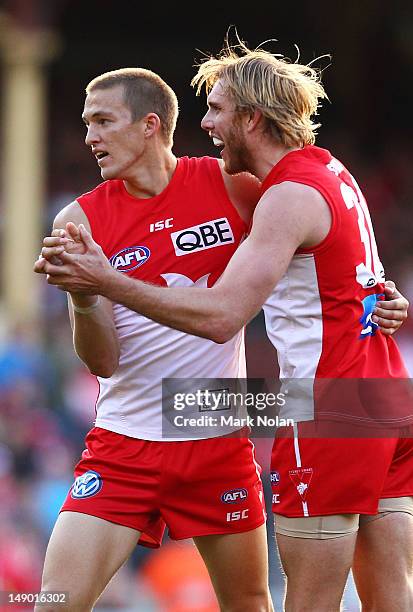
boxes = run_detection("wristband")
[72,296,100,314]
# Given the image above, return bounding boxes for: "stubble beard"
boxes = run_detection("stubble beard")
[223,130,251,175]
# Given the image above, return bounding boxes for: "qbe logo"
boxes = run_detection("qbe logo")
[109,246,150,273]
[221,488,248,504]
[171,218,234,256]
[71,470,102,499]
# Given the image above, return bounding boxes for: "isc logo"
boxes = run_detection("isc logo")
[171,217,234,257]
[221,488,248,504]
[149,218,174,232]
[226,509,249,522]
[109,246,151,273]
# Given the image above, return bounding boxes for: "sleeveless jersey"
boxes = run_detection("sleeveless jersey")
[260,146,412,426]
[77,156,248,440]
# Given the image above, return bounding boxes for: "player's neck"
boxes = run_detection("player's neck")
[251,140,301,183]
[123,150,178,200]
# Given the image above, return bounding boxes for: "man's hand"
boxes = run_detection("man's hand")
[372,280,409,336]
[34,224,115,295]
[34,222,88,274]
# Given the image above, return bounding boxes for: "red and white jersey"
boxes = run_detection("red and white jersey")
[261,146,411,425]
[77,156,247,440]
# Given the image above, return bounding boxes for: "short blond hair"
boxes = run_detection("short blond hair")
[86,68,179,147]
[191,39,328,148]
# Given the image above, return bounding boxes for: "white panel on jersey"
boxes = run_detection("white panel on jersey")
[160,272,210,288]
[262,254,323,422]
[95,271,247,441]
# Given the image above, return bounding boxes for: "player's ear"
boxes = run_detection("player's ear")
[144,113,161,138]
[246,109,263,133]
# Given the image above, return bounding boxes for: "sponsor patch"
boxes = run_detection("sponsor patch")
[171,218,234,256]
[71,470,103,499]
[289,467,313,502]
[109,246,150,272]
[221,488,248,504]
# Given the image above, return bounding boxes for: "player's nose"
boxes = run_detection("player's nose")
[85,124,100,146]
[201,110,213,132]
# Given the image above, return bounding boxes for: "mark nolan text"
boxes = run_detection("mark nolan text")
[173,415,294,427]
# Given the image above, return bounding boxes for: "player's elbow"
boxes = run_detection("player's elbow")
[210,331,235,344]
[203,315,241,344]
[89,362,117,378]
[81,352,119,378]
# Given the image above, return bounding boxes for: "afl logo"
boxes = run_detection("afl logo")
[270,471,280,485]
[109,246,150,273]
[71,470,103,499]
[221,488,248,504]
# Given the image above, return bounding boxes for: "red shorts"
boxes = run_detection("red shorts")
[270,422,413,516]
[61,427,266,548]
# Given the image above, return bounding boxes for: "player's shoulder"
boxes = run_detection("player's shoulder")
[67,180,120,230]
[53,200,90,231]
[180,155,220,175]
[263,179,326,200]
[260,180,330,220]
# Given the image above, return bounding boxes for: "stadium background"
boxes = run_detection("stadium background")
[0,0,412,609]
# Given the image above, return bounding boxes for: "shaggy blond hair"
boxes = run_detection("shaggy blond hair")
[86,68,179,147]
[191,39,328,148]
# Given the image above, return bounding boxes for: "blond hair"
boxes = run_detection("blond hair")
[86,68,179,147]
[191,39,328,148]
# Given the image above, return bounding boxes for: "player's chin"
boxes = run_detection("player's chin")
[222,154,245,176]
[100,166,116,180]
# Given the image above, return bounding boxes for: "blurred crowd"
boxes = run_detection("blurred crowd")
[0,137,412,610]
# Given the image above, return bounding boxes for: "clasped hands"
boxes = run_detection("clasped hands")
[34,223,409,336]
[34,222,113,296]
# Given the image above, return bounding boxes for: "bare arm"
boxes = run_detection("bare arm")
[35,202,120,377]
[35,182,324,342]
[36,184,409,342]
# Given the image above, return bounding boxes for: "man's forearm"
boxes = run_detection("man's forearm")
[36,226,248,343]
[100,269,236,344]
[69,294,120,377]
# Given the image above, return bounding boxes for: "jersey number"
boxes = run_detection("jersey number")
[340,176,384,289]
[338,170,385,337]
